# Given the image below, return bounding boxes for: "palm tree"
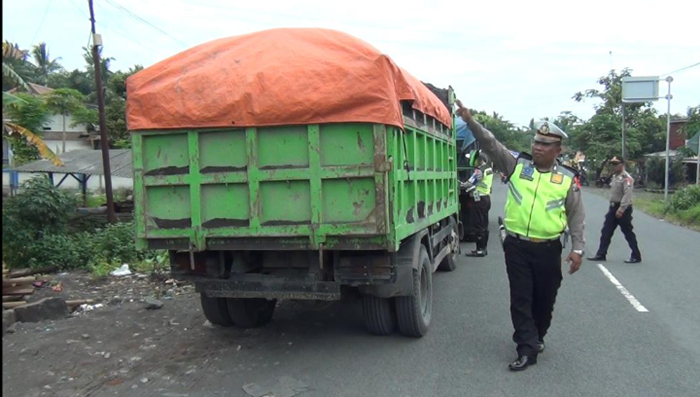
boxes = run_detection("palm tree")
[31,43,63,85]
[3,42,62,166]
[3,41,31,92]
[82,46,114,83]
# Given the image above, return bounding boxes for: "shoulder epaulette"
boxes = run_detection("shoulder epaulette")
[558,162,580,178]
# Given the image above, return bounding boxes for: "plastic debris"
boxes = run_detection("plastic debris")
[77,303,104,313]
[110,264,132,277]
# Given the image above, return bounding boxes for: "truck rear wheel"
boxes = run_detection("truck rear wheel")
[200,293,234,326]
[438,224,459,272]
[362,295,395,336]
[396,245,432,337]
[227,298,277,328]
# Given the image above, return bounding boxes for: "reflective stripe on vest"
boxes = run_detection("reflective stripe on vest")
[505,158,574,240]
[477,167,493,196]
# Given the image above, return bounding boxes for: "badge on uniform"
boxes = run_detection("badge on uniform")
[519,166,534,181]
[550,173,564,184]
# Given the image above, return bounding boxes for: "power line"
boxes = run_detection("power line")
[67,0,89,19]
[93,1,164,54]
[171,0,698,52]
[31,0,53,44]
[660,61,700,76]
[103,0,187,47]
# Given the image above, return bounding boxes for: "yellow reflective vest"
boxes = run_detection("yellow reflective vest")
[505,155,575,240]
[476,166,493,196]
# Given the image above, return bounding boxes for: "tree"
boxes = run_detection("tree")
[2,41,37,91]
[3,41,34,91]
[47,68,94,95]
[31,43,63,85]
[681,105,700,139]
[108,65,143,98]
[571,69,665,178]
[3,92,61,166]
[104,65,143,148]
[82,46,114,87]
[677,105,700,159]
[3,43,61,166]
[472,110,531,153]
[43,88,88,153]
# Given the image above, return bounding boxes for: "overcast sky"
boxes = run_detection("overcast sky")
[3,0,699,126]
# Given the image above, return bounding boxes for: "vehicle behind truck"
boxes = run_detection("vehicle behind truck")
[127,28,461,337]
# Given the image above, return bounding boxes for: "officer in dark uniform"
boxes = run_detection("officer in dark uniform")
[456,100,586,371]
[588,156,642,263]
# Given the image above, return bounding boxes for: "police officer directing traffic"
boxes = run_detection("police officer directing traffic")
[456,100,585,371]
[588,156,642,263]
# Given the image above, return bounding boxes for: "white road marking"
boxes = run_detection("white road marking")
[597,264,649,313]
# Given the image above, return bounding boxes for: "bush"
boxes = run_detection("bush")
[3,177,76,235]
[23,234,83,269]
[646,157,687,188]
[2,178,148,270]
[90,222,140,266]
[2,178,77,268]
[669,185,700,211]
[679,205,700,225]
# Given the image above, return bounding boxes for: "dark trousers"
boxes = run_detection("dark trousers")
[503,235,563,357]
[595,203,641,259]
[473,195,491,250]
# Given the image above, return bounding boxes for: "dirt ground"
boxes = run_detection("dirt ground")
[2,272,337,397]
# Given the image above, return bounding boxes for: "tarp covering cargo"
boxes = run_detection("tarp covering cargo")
[126,28,452,131]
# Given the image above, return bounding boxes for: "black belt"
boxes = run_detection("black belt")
[506,231,560,243]
[610,202,631,207]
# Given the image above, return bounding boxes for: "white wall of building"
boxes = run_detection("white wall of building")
[43,114,89,133]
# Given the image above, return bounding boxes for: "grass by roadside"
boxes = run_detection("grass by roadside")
[585,187,700,232]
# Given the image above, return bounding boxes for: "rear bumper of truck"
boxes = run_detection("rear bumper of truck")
[192,275,342,301]
[175,249,413,301]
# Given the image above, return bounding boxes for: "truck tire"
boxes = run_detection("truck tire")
[227,298,277,328]
[362,295,395,336]
[396,245,432,337]
[438,223,459,272]
[200,293,234,326]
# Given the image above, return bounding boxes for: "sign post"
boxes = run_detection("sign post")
[622,76,673,202]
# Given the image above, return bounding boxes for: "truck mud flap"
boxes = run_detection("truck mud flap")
[195,275,341,301]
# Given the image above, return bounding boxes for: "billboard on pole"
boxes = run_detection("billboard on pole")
[622,76,660,103]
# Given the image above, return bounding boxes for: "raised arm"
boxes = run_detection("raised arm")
[455,100,517,175]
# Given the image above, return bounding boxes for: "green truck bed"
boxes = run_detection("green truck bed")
[133,118,458,253]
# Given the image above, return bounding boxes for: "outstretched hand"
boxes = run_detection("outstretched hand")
[455,100,470,119]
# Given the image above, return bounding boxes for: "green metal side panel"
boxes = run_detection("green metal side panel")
[132,120,458,252]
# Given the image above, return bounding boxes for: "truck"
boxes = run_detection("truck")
[127,28,460,337]
[455,118,482,241]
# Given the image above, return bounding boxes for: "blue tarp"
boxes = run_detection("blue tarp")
[456,118,520,158]
[456,118,475,150]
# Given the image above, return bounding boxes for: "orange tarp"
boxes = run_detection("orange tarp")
[126,28,451,131]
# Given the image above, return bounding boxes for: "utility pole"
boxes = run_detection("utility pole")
[663,77,673,203]
[88,0,116,223]
[621,102,626,160]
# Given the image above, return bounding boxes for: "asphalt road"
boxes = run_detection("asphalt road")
[4,183,700,397]
[148,183,700,397]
